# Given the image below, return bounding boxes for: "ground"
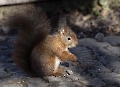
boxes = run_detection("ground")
[0,3,120,87]
[1,35,120,87]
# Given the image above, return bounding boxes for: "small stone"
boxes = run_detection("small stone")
[95,33,104,42]
[66,70,73,75]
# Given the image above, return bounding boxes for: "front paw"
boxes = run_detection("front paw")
[70,54,77,62]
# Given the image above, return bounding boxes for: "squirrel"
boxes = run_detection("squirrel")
[5,5,78,77]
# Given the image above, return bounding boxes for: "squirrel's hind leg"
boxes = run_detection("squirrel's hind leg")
[34,56,65,77]
[53,67,65,77]
[44,56,65,77]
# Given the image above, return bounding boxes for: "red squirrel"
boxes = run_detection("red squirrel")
[5,4,78,77]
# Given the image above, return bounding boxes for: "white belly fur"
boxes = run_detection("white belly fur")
[54,56,61,72]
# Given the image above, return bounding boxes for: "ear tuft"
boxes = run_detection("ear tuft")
[58,16,68,34]
[58,16,67,29]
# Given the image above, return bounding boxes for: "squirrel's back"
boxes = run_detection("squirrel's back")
[5,5,51,75]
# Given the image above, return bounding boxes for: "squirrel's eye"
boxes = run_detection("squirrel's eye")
[68,37,71,40]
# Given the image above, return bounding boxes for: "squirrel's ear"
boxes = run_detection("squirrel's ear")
[59,27,65,34]
[58,16,67,34]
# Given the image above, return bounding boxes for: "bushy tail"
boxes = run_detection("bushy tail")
[5,5,51,75]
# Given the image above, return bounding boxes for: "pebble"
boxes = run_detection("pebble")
[95,33,104,42]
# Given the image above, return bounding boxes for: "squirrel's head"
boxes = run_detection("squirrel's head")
[58,25,78,49]
[58,16,78,49]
